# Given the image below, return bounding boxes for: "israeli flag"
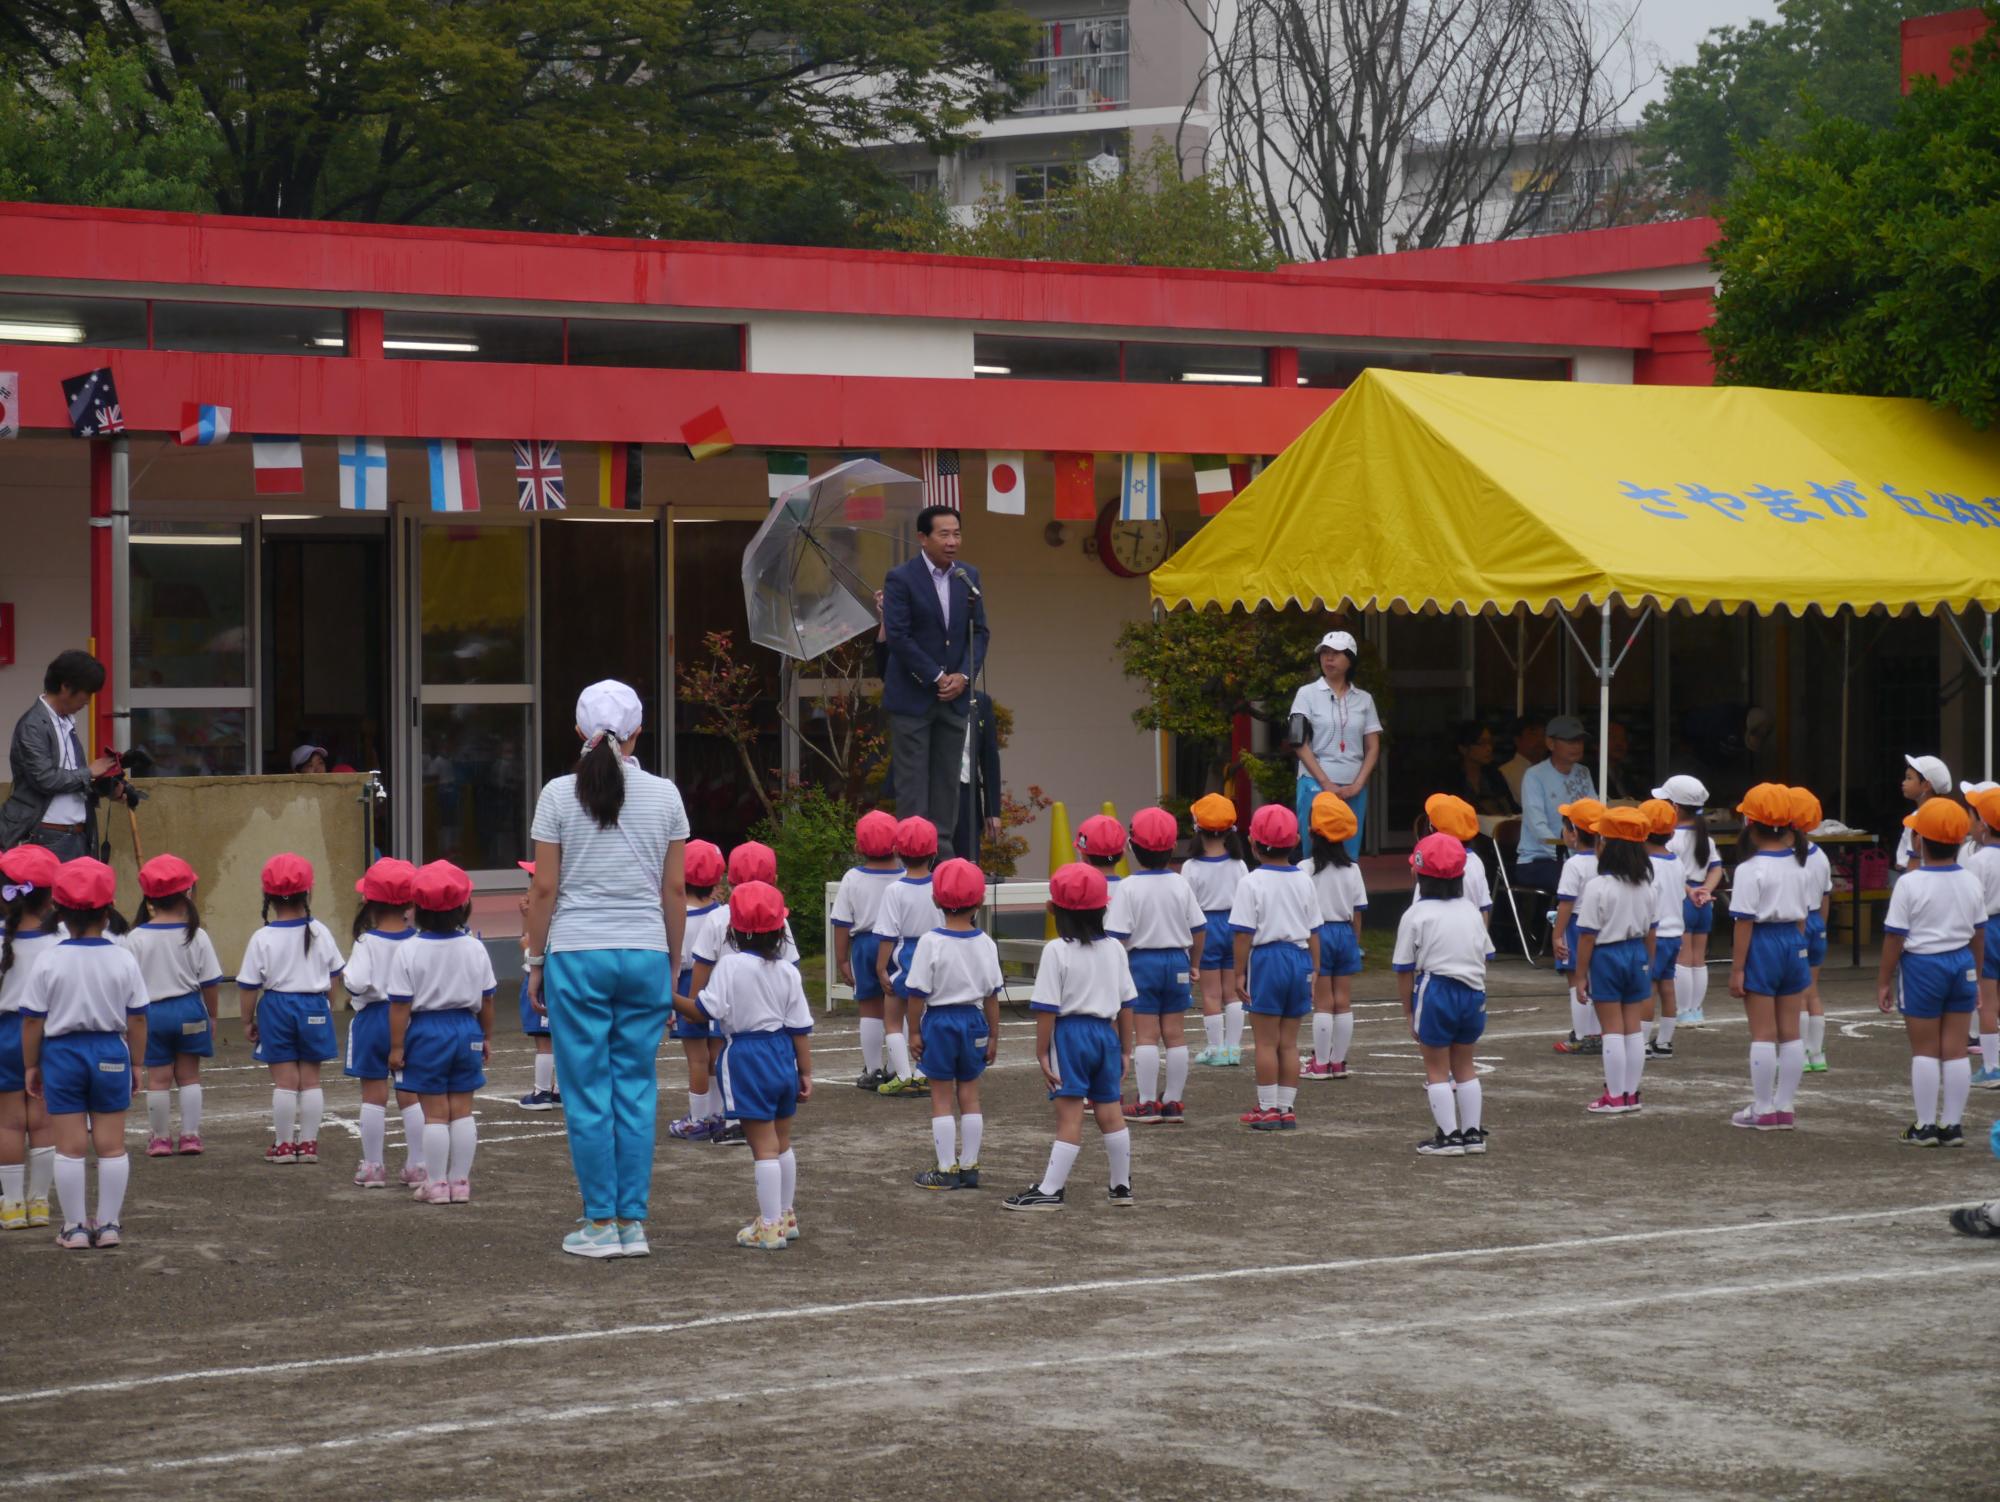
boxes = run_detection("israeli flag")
[1120,452,1160,522]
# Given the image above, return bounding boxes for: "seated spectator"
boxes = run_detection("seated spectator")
[1452,721,1517,816]
[1498,715,1546,806]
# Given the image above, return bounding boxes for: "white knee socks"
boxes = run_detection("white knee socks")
[753,1158,782,1223]
[180,1083,203,1137]
[1426,1082,1457,1135]
[1331,1012,1354,1064]
[1942,1057,1972,1127]
[27,1145,53,1203]
[401,1103,426,1167]
[423,1121,450,1183]
[1455,1078,1483,1132]
[96,1153,129,1225]
[1223,1001,1245,1051]
[53,1152,86,1228]
[1774,1039,1805,1112]
[533,1053,554,1093]
[0,1164,19,1201]
[447,1116,476,1182]
[1104,1127,1132,1190]
[885,1031,911,1081]
[1134,1044,1160,1103]
[1749,1040,1778,1114]
[1163,1047,1190,1104]
[1804,1014,1827,1059]
[299,1087,324,1143]
[272,1088,298,1145]
[1911,1056,1941,1126]
[1312,1013,1333,1065]
[1569,994,1592,1039]
[1624,1032,1647,1096]
[859,1016,885,1075]
[359,1103,387,1165]
[1037,1139,1081,1195]
[931,1115,956,1171]
[1982,1032,1999,1074]
[778,1147,797,1212]
[147,1091,171,1139]
[960,1113,983,1166]
[1655,1014,1677,1047]
[1203,1013,1223,1052]
[1601,1036,1626,1098]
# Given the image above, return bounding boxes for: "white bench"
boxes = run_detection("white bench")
[821,878,1053,1011]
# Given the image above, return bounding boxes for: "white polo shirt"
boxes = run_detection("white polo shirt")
[1575,874,1657,944]
[1801,844,1834,913]
[1649,853,1687,939]
[21,938,149,1036]
[1106,870,1207,951]
[1310,861,1368,925]
[1885,866,1987,954]
[1556,851,1599,904]
[1392,899,1494,988]
[1182,855,1246,913]
[1463,857,1492,913]
[121,923,224,1001]
[1969,844,2000,917]
[386,931,497,1014]
[237,919,344,995]
[1029,937,1137,1020]
[1226,865,1323,948]
[1669,825,1722,888]
[692,916,800,968]
[697,951,813,1036]
[1286,679,1382,786]
[343,928,416,1007]
[0,926,63,1015]
[830,865,904,936]
[680,903,727,978]
[1728,851,1813,924]
[904,928,1005,1007]
[870,876,943,944]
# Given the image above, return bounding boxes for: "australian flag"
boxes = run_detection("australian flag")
[62,367,125,439]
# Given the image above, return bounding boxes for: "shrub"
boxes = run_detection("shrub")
[752,784,861,954]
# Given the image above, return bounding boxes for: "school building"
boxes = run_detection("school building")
[0,200,1982,885]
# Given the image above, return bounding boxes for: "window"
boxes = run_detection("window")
[1016,13,1130,117]
[1296,350,1571,389]
[1124,341,1268,386]
[973,334,1121,381]
[127,521,253,778]
[382,310,563,363]
[565,318,740,371]
[152,300,346,356]
[0,291,145,349]
[1012,161,1081,205]
[895,169,940,196]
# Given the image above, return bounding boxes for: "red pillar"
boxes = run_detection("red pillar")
[88,442,114,755]
[1230,710,1253,815]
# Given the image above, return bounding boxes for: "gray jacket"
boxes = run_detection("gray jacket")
[0,701,100,849]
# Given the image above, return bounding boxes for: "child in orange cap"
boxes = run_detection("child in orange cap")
[1878,798,1985,1146]
[667,839,728,1142]
[830,811,904,1091]
[870,816,942,1098]
[1303,793,1366,1082]
[1107,807,1205,1124]
[1185,795,1248,1066]
[1394,834,1495,1156]
[128,854,222,1160]
[1573,808,1658,1115]
[905,858,1004,1189]
[1638,800,1684,1060]
[1789,789,1836,1073]
[1726,784,1814,1132]
[1552,799,1605,1057]
[1228,803,1323,1132]
[238,853,345,1167]
[1967,787,2000,1088]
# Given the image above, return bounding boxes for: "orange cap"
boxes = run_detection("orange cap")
[1423,793,1478,842]
[1786,786,1823,834]
[1971,786,2000,833]
[1905,798,1971,845]
[1736,783,1795,828]
[1190,793,1238,833]
[1638,798,1677,837]
[1310,792,1357,844]
[1558,798,1605,834]
[1596,807,1650,843]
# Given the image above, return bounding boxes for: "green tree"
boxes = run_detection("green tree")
[0,1,1033,240]
[1637,0,1935,209]
[1708,11,2000,428]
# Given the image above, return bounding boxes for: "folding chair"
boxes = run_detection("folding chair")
[1490,818,1556,966]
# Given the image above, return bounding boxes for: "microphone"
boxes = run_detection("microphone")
[951,564,981,600]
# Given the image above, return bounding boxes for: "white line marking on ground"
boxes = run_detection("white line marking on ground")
[0,1199,1971,1410]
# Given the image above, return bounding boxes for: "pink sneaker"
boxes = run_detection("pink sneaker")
[1623,1092,1643,1112]
[1730,1106,1761,1128]
[177,1134,202,1156]
[421,1180,451,1205]
[449,1180,470,1204]
[1586,1091,1627,1114]
[294,1139,319,1165]
[1768,1111,1796,1130]
[1299,1059,1334,1080]
[400,1163,428,1187]
[146,1135,174,1158]
[264,1140,296,1166]
[1327,1060,1350,1078]
[353,1161,387,1189]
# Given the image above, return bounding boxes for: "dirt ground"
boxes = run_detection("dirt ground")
[4,957,1996,1501]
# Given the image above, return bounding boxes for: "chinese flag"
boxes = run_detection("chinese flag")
[1052,451,1096,520]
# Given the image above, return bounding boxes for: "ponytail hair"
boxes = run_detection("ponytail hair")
[1,884,54,978]
[136,891,202,946]
[1598,839,1650,886]
[1792,827,1809,866]
[1677,807,1712,868]
[576,735,626,830]
[262,893,316,955]
[351,899,407,942]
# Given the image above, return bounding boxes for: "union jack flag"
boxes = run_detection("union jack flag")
[920,448,961,510]
[514,439,565,511]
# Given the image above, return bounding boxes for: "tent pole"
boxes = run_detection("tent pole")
[1839,613,1851,825]
[1598,602,1611,794]
[1516,612,1526,718]
[1986,610,1995,781]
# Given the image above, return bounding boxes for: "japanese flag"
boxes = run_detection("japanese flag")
[985,451,1025,515]
[0,372,16,440]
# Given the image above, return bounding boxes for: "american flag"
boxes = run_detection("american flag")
[920,448,961,510]
[514,439,565,511]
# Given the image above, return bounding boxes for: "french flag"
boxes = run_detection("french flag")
[426,438,480,512]
[252,436,304,495]
[176,403,232,446]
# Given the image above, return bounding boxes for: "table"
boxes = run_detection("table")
[1812,830,1878,969]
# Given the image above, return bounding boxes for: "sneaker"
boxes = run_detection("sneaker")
[616,1221,650,1257]
[1242,1106,1281,1129]
[876,1074,923,1098]
[1107,1183,1135,1208]
[264,1140,296,1166]
[90,1221,121,1249]
[1327,1061,1350,1078]
[1624,1092,1643,1112]
[1554,1034,1603,1055]
[1225,1047,1243,1066]
[147,1135,174,1158]
[1937,1123,1966,1148]
[1804,1055,1828,1074]
[1001,1185,1064,1212]
[353,1161,387,1189]
[1277,1109,1298,1131]
[548,1090,563,1110]
[518,1089,558,1111]
[1157,1101,1186,1125]
[1681,1007,1706,1026]
[294,1140,319,1165]
[713,1121,748,1147]
[421,1180,451,1205]
[1729,1107,1764,1129]
[1645,1041,1673,1060]
[667,1115,715,1141]
[1586,1091,1627,1115]
[1949,1205,2000,1239]
[1900,1122,1941,1147]
[26,1198,49,1227]
[1300,1059,1335,1081]
[1972,1067,2000,1089]
[0,1200,23,1231]
[1417,1130,1464,1157]
[956,1163,981,1190]
[780,1209,801,1242]
[1460,1126,1489,1155]
[736,1217,788,1251]
[914,1166,961,1191]
[55,1223,91,1250]
[400,1163,428,1187]
[177,1133,203,1156]
[1123,1100,1161,1125]
[449,1179,471,1203]
[561,1221,625,1259]
[1768,1110,1795,1130]
[1193,1046,1228,1067]
[854,1068,890,1091]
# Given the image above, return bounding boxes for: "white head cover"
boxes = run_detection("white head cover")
[1906,754,1951,795]
[1651,774,1709,807]
[1962,780,1997,798]
[576,680,644,752]
[1316,630,1358,657]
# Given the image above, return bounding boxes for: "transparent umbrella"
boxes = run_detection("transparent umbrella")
[742,459,922,661]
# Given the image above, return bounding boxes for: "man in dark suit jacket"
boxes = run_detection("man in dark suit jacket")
[881,506,989,859]
[954,690,1003,869]
[0,650,116,860]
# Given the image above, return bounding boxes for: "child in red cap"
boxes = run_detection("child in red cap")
[1394,835,1495,1157]
[1106,807,1205,1125]
[1185,794,1249,1067]
[344,858,422,1187]
[668,839,728,1142]
[1226,804,1323,1131]
[830,810,905,1091]
[127,854,223,1159]
[19,858,148,1248]
[238,853,345,1167]
[673,881,813,1250]
[387,861,496,1205]
[869,816,942,1098]
[1004,863,1137,1212]
[0,844,64,1230]
[904,857,1003,1190]
[1075,814,1128,879]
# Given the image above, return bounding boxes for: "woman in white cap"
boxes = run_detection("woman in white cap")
[522,681,688,1259]
[1288,631,1381,860]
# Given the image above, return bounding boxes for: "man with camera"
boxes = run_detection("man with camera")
[0,651,120,861]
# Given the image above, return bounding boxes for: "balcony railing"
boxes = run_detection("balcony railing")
[1012,48,1130,117]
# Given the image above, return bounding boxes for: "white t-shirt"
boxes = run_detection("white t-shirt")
[1885,866,1987,954]
[870,876,943,944]
[121,923,224,1001]
[905,928,1005,1008]
[528,763,689,954]
[0,927,63,1015]
[1801,844,1834,913]
[40,697,88,827]
[1968,844,2000,917]
[1309,861,1368,925]
[1182,855,1247,914]
[1649,853,1687,939]
[697,951,813,1036]
[1463,857,1492,913]
[1107,870,1207,951]
[830,866,904,935]
[1669,825,1721,889]
[1556,850,1599,904]
[1226,865,1323,948]
[343,928,416,1008]
[386,931,497,1014]
[1575,874,1657,944]
[237,919,345,995]
[1029,937,1137,1020]
[693,917,800,969]
[1287,679,1383,785]
[1728,851,1813,924]
[20,938,149,1036]
[1392,899,1494,988]
[680,903,726,978]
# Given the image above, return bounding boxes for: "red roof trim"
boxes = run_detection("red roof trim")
[1295,219,1720,285]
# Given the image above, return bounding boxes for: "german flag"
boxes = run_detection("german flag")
[596,442,642,509]
[681,406,733,462]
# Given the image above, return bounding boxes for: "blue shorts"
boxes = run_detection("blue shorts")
[890,936,919,1000]
[1804,911,1828,970]
[1412,974,1486,1048]
[1899,947,1978,1019]
[251,990,338,1064]
[1555,916,1580,976]
[1986,921,2000,983]
[40,1030,133,1116]
[1199,912,1236,972]
[670,968,718,1041]
[1651,934,1682,982]
[144,992,214,1066]
[1586,937,1650,1005]
[393,1009,487,1095]
[717,1031,800,1121]
[1317,920,1362,978]
[1682,893,1715,935]
[1246,941,1313,1018]
[1741,923,1810,998]
[849,931,884,1003]
[1049,1013,1123,1103]
[0,1013,25,1093]
[917,1005,989,1082]
[518,976,550,1037]
[1128,947,1193,1015]
[344,1003,390,1079]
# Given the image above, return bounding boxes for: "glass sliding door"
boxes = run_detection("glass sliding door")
[128,521,254,777]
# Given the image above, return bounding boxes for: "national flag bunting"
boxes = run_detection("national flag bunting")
[0,373,18,441]
[682,406,733,462]
[1052,451,1096,521]
[61,367,123,439]
[514,440,565,511]
[1193,453,1258,515]
[427,439,480,512]
[596,442,641,510]
[1119,452,1161,522]
[176,403,233,447]
[252,436,304,495]
[766,450,809,502]
[337,437,389,511]
[921,449,962,510]
[985,452,1025,515]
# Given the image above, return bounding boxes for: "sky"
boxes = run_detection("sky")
[1627,0,1782,112]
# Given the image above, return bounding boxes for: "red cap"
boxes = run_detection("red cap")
[355,858,416,905]
[1129,807,1178,853]
[516,859,536,875]
[1248,803,1299,850]
[1410,832,1468,880]
[0,844,61,892]
[855,809,898,859]
[727,840,777,887]
[892,816,939,860]
[261,853,314,898]
[413,860,473,912]
[138,854,198,900]
[1050,861,1109,912]
[55,857,117,910]
[932,857,985,910]
[684,839,725,888]
[1075,814,1127,859]
[728,879,788,934]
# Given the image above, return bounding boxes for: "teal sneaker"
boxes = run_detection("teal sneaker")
[562,1221,625,1259]
[1805,1056,1830,1074]
[1971,1066,2000,1089]
[1193,1047,1228,1067]
[616,1221,651,1257]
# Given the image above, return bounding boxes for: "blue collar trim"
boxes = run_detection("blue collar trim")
[61,937,114,947]
[1915,864,1964,873]
[266,917,310,929]
[368,928,415,941]
[898,875,933,886]
[417,929,465,940]
[929,926,983,939]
